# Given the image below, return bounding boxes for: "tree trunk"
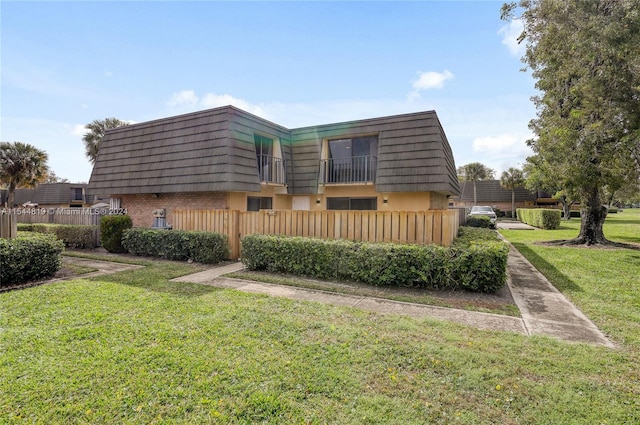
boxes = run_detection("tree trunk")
[511,188,516,219]
[8,182,16,208]
[473,181,477,206]
[575,188,609,245]
[559,195,571,220]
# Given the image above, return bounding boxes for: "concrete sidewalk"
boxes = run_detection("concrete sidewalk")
[506,245,613,347]
[172,250,614,347]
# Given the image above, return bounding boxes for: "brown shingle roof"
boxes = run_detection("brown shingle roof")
[88,106,460,197]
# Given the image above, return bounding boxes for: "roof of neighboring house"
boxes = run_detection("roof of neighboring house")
[4,183,88,206]
[88,105,460,197]
[457,180,537,204]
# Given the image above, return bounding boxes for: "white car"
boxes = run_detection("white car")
[468,206,497,226]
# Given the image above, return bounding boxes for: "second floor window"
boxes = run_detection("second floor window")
[323,135,378,183]
[254,134,273,174]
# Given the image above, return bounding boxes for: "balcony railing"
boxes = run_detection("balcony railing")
[319,155,377,184]
[257,155,286,185]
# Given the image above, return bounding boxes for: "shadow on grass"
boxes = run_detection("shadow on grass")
[511,242,583,293]
[92,267,220,298]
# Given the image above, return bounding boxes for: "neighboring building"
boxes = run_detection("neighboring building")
[88,106,460,227]
[1,183,93,208]
[450,180,556,215]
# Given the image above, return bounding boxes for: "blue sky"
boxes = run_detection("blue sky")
[1,0,535,183]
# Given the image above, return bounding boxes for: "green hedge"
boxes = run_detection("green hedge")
[466,215,493,228]
[0,233,64,286]
[241,229,508,293]
[516,208,561,229]
[17,223,98,248]
[121,228,228,264]
[100,215,132,253]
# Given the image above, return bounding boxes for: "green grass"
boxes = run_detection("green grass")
[228,270,520,317]
[500,208,640,348]
[1,212,640,423]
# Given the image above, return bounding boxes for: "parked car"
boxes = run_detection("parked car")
[468,206,497,226]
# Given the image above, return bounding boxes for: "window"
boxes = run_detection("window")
[254,134,273,178]
[247,196,273,211]
[72,187,84,201]
[254,134,286,184]
[328,136,378,160]
[326,197,377,210]
[323,135,378,183]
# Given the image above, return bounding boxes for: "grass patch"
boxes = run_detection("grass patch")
[63,263,99,275]
[500,208,640,348]
[2,212,639,423]
[228,270,520,317]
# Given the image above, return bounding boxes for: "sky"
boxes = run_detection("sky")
[1,0,536,184]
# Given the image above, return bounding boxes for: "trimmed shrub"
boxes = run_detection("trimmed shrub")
[19,223,98,248]
[101,215,132,253]
[241,232,508,293]
[516,208,561,230]
[0,233,64,286]
[455,226,500,244]
[121,228,228,264]
[466,215,493,228]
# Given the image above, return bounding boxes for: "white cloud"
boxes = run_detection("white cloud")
[104,70,113,77]
[412,70,454,91]
[498,19,525,57]
[165,90,268,119]
[201,93,266,118]
[72,124,88,136]
[166,90,199,108]
[471,132,533,175]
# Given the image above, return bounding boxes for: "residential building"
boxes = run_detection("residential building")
[88,106,460,227]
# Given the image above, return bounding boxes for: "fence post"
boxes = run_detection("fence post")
[1,214,17,239]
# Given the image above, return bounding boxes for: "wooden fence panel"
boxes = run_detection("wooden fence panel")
[1,214,17,238]
[172,209,460,260]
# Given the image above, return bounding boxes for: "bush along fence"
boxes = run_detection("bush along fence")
[121,228,228,264]
[0,233,64,288]
[18,223,99,248]
[241,226,508,293]
[516,208,561,230]
[101,215,132,253]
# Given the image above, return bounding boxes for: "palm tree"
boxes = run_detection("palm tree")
[457,162,495,206]
[500,167,525,219]
[82,118,129,165]
[0,142,49,207]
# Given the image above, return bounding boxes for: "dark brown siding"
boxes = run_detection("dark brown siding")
[88,106,460,198]
[290,111,460,196]
[89,107,263,195]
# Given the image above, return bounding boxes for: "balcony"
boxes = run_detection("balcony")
[257,155,286,185]
[319,155,377,184]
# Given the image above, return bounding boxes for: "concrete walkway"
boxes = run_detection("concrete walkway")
[172,249,615,348]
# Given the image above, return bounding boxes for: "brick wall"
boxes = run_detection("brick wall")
[119,192,227,227]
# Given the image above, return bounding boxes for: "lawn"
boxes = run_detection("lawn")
[1,211,639,424]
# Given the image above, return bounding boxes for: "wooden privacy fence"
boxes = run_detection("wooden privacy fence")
[1,214,17,238]
[13,209,101,226]
[173,209,460,260]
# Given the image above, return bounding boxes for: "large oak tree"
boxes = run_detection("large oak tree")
[503,0,640,245]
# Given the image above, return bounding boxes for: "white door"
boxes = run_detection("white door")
[292,196,310,211]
